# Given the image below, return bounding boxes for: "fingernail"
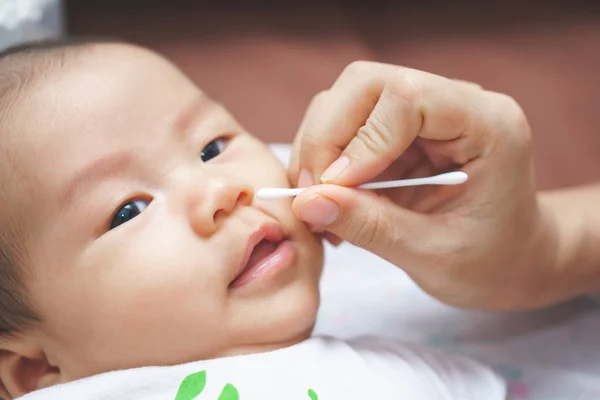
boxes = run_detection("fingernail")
[298,169,314,188]
[321,156,350,183]
[298,195,340,226]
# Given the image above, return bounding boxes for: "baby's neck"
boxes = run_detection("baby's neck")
[218,326,314,359]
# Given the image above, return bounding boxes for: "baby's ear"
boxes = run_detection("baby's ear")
[0,337,60,399]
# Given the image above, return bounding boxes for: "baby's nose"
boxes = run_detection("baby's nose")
[188,177,254,237]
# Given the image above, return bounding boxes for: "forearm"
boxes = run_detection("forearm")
[539,183,600,301]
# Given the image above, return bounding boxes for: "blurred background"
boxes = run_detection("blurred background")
[1,0,599,189]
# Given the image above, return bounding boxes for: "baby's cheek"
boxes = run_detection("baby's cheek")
[104,257,219,319]
[239,138,291,188]
[76,261,226,359]
[73,237,222,331]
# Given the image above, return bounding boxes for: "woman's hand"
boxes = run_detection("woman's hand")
[288,61,574,310]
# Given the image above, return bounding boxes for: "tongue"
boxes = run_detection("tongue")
[245,240,278,270]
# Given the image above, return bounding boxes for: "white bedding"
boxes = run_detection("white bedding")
[269,144,600,400]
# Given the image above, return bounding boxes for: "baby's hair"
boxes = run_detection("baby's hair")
[0,36,116,336]
[0,36,118,110]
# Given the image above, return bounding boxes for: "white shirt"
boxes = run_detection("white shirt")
[22,336,505,400]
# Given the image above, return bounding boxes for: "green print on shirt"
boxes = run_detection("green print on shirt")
[217,384,239,400]
[174,370,319,399]
[175,371,207,400]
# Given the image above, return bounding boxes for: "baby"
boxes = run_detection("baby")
[0,39,505,399]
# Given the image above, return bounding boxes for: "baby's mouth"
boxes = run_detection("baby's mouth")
[236,238,277,273]
[229,223,290,289]
[244,239,279,269]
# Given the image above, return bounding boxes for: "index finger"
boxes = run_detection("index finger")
[288,62,389,187]
[292,61,498,188]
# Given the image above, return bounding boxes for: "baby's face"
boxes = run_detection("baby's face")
[4,44,323,381]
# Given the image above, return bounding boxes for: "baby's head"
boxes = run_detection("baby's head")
[0,40,323,397]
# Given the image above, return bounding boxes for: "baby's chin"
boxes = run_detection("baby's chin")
[230,270,321,354]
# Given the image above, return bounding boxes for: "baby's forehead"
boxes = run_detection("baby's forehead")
[5,44,202,154]
[3,42,199,121]
[1,42,205,206]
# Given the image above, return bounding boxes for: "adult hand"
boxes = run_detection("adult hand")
[288,61,570,310]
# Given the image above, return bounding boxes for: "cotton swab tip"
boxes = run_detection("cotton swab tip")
[434,171,468,185]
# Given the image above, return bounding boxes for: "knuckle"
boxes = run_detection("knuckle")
[348,208,378,246]
[300,132,322,155]
[347,197,395,248]
[389,68,422,98]
[361,113,393,144]
[388,69,414,90]
[305,90,331,115]
[499,94,527,126]
[385,73,422,127]
[342,60,373,78]
[355,117,397,165]
[311,89,330,106]
[495,93,532,149]
[453,78,483,91]
[346,219,371,247]
[376,207,398,250]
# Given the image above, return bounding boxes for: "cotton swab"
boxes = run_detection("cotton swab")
[256,171,468,200]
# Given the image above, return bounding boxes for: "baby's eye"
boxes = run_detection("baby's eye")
[201,137,229,162]
[110,199,150,230]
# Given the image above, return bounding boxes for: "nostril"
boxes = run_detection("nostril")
[237,190,253,206]
[213,191,252,223]
[213,209,226,224]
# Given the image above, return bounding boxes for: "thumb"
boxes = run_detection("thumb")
[292,184,434,264]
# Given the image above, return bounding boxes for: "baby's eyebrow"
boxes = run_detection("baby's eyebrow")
[61,151,132,207]
[170,94,214,142]
[60,95,212,208]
